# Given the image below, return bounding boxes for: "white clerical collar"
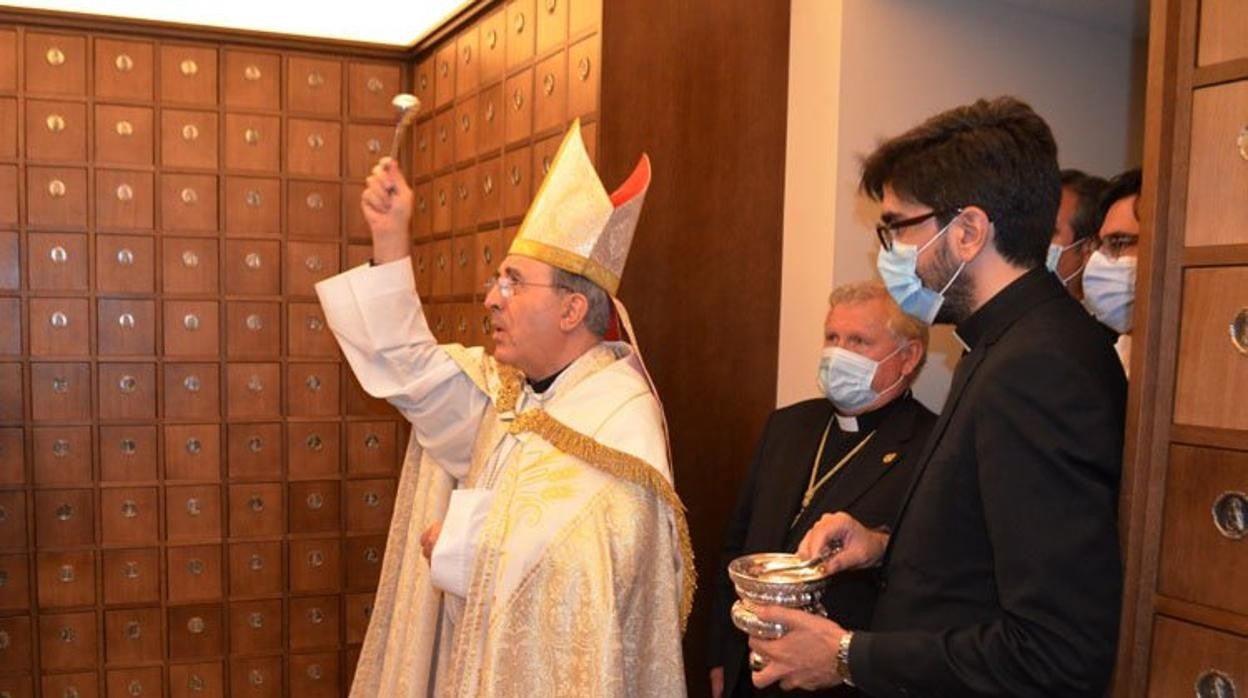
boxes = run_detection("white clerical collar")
[834,413,859,433]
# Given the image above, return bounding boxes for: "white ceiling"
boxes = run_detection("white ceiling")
[2,0,474,47]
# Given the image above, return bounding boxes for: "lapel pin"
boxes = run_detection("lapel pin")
[882,452,898,465]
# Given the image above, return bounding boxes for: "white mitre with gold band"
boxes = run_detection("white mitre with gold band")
[507,119,649,296]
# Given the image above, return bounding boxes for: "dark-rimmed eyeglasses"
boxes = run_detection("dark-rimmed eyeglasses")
[483,274,569,299]
[874,208,961,251]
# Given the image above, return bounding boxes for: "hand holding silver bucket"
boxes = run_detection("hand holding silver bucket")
[729,550,837,671]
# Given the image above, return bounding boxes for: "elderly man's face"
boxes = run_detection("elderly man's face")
[483,255,570,376]
[823,296,920,409]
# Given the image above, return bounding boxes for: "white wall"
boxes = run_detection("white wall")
[777,0,1140,409]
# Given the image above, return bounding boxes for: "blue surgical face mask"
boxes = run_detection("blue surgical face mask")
[816,343,906,414]
[1082,249,1136,334]
[1046,238,1088,286]
[876,217,966,325]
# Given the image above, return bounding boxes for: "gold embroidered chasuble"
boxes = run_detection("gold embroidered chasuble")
[350,341,691,698]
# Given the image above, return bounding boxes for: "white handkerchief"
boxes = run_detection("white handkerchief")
[429,488,494,598]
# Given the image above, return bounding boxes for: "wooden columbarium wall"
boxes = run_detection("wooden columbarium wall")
[1116,0,1248,694]
[0,0,791,695]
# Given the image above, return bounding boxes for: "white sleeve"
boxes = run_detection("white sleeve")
[315,258,489,477]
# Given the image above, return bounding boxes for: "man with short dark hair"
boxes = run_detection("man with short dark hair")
[1047,169,1108,299]
[749,97,1127,697]
[1084,168,1142,374]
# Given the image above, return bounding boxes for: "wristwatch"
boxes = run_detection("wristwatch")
[836,631,855,687]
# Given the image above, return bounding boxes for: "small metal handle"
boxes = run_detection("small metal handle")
[120,438,137,455]
[115,120,133,136]
[121,500,138,519]
[439,125,448,143]
[485,101,496,122]
[183,313,200,331]
[545,0,557,12]
[510,165,522,185]
[186,558,204,575]
[461,113,471,132]
[50,311,69,329]
[247,375,264,393]
[307,664,324,681]
[48,179,66,198]
[1212,491,1248,540]
[248,554,264,571]
[183,375,201,392]
[185,437,202,454]
[115,53,133,72]
[514,11,526,33]
[52,438,70,456]
[118,313,136,329]
[364,491,381,507]
[1196,670,1238,698]
[50,245,68,263]
[306,192,324,210]
[306,71,324,88]
[365,434,381,449]
[46,47,65,66]
[305,434,323,451]
[117,248,136,265]
[512,88,524,110]
[187,616,205,634]
[306,315,324,332]
[439,59,449,78]
[245,313,263,331]
[186,497,202,515]
[52,376,69,393]
[249,495,264,512]
[118,375,138,393]
[180,58,198,76]
[308,550,324,567]
[182,250,200,268]
[245,252,262,270]
[245,189,262,207]
[462,45,472,64]
[58,564,75,582]
[304,255,324,272]
[244,128,260,145]
[578,57,591,81]
[306,493,324,509]
[122,561,140,579]
[305,374,322,391]
[115,184,134,202]
[180,187,198,204]
[247,435,263,453]
[367,76,384,93]
[1237,126,1248,162]
[45,114,65,132]
[56,503,74,521]
[543,73,556,95]
[483,174,494,195]
[1231,308,1248,356]
[248,612,264,629]
[487,29,498,49]
[249,670,264,688]
[367,137,382,154]
[125,621,142,640]
[307,133,324,150]
[243,64,261,81]
[181,123,199,141]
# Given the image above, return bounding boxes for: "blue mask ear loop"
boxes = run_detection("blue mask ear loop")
[1057,238,1090,286]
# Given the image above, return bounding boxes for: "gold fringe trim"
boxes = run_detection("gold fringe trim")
[506,407,696,631]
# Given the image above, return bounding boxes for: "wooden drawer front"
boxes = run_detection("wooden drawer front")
[1159,444,1248,615]
[346,422,397,476]
[287,422,340,479]
[107,667,161,698]
[226,301,280,358]
[344,592,373,644]
[164,301,220,357]
[346,124,389,179]
[413,180,433,240]
[35,489,93,547]
[94,38,154,101]
[163,363,221,420]
[224,240,281,296]
[164,424,221,481]
[344,536,384,590]
[99,425,157,482]
[289,56,341,115]
[1147,616,1248,697]
[166,485,222,542]
[289,538,341,593]
[161,45,218,105]
[288,303,337,358]
[425,303,449,344]
[161,109,220,169]
[569,0,600,37]
[0,491,28,550]
[287,119,341,177]
[31,362,92,421]
[455,99,477,163]
[168,544,223,602]
[97,299,156,356]
[161,173,218,232]
[0,429,21,485]
[1186,82,1248,247]
[452,232,476,295]
[478,157,502,225]
[288,180,342,240]
[348,62,400,119]
[479,10,505,85]
[226,423,282,480]
[533,131,562,190]
[36,550,95,608]
[33,426,92,485]
[95,104,154,165]
[506,0,536,68]
[503,146,531,219]
[1174,268,1248,431]
[99,487,158,546]
[229,600,282,655]
[533,50,567,135]
[475,228,503,297]
[29,232,88,292]
[414,58,434,109]
[504,69,533,145]
[25,32,86,95]
[537,0,569,55]
[30,298,89,357]
[163,238,219,294]
[28,166,88,228]
[434,44,456,110]
[170,662,224,698]
[289,481,339,534]
[97,234,156,292]
[409,120,431,183]
[224,176,281,237]
[568,34,599,119]
[0,553,30,611]
[43,672,96,698]
[451,303,475,347]
[433,109,455,173]
[286,241,340,296]
[456,26,480,99]
[26,99,86,161]
[288,596,339,651]
[38,611,97,671]
[290,651,339,698]
[453,165,479,232]
[101,548,160,605]
[0,615,32,673]
[0,166,14,228]
[0,31,11,92]
[228,483,284,538]
[230,656,282,698]
[226,363,281,419]
[223,113,280,172]
[228,541,282,597]
[168,605,223,660]
[98,362,157,421]
[223,51,280,111]
[287,363,340,417]
[103,607,161,664]
[1198,0,1248,66]
[0,98,16,158]
[0,233,18,291]
[432,175,453,235]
